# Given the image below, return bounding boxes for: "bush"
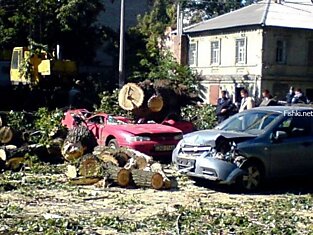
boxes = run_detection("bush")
[6,108,66,145]
[181,104,217,130]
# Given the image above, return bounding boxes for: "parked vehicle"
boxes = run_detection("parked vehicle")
[172,106,313,191]
[62,109,183,158]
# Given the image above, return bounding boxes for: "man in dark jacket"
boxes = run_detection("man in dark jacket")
[216,90,235,123]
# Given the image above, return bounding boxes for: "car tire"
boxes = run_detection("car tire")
[238,162,263,192]
[108,139,119,150]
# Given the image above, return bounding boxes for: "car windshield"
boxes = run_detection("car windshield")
[107,115,126,125]
[215,111,280,134]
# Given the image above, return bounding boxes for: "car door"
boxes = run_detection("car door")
[86,115,105,140]
[268,116,313,177]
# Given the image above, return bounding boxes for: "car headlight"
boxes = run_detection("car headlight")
[174,134,183,140]
[126,136,151,142]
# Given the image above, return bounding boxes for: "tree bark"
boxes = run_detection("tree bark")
[105,163,132,187]
[131,169,164,190]
[78,154,104,177]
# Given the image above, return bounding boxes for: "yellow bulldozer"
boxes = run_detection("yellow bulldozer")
[10,47,77,85]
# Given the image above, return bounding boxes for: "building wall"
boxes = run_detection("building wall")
[187,28,263,104]
[262,27,313,100]
[91,0,150,69]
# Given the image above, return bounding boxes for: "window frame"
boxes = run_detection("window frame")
[235,38,247,64]
[188,42,198,66]
[276,39,287,64]
[210,40,220,65]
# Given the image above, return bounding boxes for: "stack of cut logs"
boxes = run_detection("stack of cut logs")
[0,116,25,171]
[0,114,175,190]
[65,146,173,190]
[0,114,65,171]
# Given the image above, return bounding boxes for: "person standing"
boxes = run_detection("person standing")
[216,90,235,123]
[286,87,295,105]
[68,80,82,108]
[259,89,277,106]
[239,89,255,112]
[291,88,308,104]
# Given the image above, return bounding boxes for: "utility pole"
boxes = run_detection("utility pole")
[118,0,125,88]
[177,2,183,37]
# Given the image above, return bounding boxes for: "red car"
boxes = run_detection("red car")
[62,110,183,157]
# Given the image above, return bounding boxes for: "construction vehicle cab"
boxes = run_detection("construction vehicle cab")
[10,47,77,85]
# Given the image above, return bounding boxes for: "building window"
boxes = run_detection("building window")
[210,41,220,65]
[235,38,246,64]
[308,41,313,66]
[188,42,197,66]
[276,40,287,64]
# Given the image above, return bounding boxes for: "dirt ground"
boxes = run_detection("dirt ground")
[0,165,313,234]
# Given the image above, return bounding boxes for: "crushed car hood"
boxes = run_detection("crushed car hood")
[110,123,182,135]
[181,129,256,146]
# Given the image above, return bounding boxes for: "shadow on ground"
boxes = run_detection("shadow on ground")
[193,177,313,195]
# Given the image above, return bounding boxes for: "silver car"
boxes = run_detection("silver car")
[172,106,313,191]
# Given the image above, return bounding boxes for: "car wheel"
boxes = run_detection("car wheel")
[108,139,119,150]
[239,163,263,192]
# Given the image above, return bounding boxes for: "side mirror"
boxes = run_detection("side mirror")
[271,130,288,142]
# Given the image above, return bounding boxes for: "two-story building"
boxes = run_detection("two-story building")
[180,0,313,104]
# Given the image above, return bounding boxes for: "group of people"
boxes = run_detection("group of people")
[215,86,310,123]
[215,89,255,123]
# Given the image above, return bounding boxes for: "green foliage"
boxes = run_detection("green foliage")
[33,107,66,144]
[128,0,200,96]
[181,0,244,25]
[96,89,131,117]
[0,0,104,63]
[181,104,217,130]
[6,108,66,144]
[7,111,34,131]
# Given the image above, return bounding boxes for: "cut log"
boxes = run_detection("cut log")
[0,149,6,161]
[147,95,163,112]
[0,146,28,171]
[118,83,145,111]
[78,154,103,177]
[105,163,132,187]
[112,149,132,167]
[93,146,127,166]
[98,152,119,166]
[6,157,25,171]
[61,141,84,162]
[69,176,102,185]
[64,125,97,154]
[132,169,164,190]
[123,148,153,170]
[65,165,78,179]
[0,126,13,144]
